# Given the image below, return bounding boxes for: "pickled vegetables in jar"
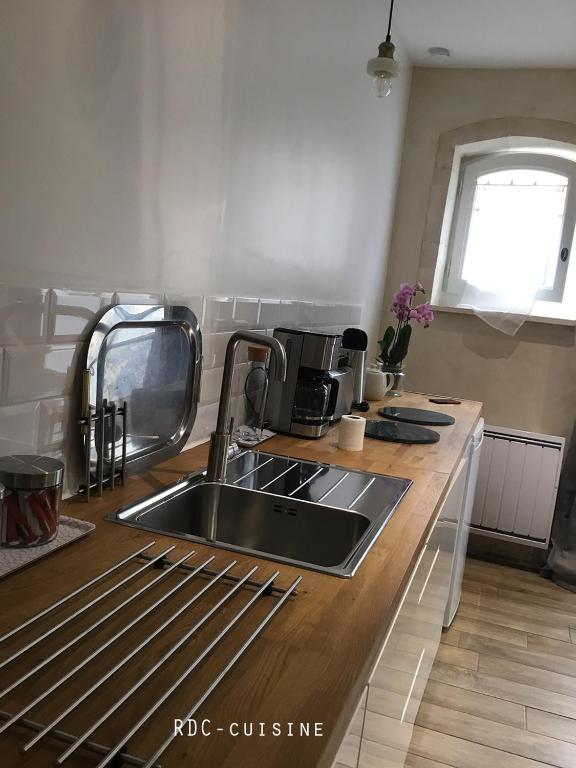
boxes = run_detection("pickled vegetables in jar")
[0,456,64,548]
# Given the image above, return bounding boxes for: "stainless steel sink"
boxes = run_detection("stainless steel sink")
[107,451,411,577]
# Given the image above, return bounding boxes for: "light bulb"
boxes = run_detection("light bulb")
[373,73,392,98]
[367,40,398,99]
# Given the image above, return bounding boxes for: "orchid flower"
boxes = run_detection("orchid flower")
[378,282,433,367]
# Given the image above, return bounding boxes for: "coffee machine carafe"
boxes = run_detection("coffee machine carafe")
[266,328,354,438]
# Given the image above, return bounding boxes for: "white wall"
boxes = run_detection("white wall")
[0,0,410,343]
[217,0,410,344]
[0,0,411,488]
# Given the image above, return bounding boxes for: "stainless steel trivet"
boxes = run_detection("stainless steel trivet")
[0,541,300,766]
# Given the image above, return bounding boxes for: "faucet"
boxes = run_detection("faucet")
[205,331,287,483]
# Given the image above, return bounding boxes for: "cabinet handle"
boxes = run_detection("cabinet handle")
[418,546,440,605]
[401,648,426,723]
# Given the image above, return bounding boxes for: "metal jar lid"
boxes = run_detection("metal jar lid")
[0,455,64,490]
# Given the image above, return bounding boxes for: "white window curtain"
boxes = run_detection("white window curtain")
[457,268,543,336]
[446,152,576,335]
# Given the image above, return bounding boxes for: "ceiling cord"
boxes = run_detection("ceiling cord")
[386,0,395,42]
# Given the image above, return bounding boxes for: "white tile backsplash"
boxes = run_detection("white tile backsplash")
[188,401,220,443]
[38,396,70,453]
[48,289,114,342]
[0,286,48,345]
[232,298,260,328]
[165,294,204,325]
[1,344,78,405]
[203,331,252,369]
[0,282,361,494]
[303,303,324,327]
[112,292,165,306]
[259,300,280,328]
[232,362,250,397]
[199,366,224,405]
[340,304,363,326]
[231,393,249,427]
[203,297,235,332]
[199,363,250,406]
[278,300,302,327]
[188,396,246,446]
[293,301,316,327]
[0,401,40,455]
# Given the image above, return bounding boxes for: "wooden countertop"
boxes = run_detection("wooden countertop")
[0,393,482,768]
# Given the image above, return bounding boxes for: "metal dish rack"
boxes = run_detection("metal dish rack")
[0,542,300,766]
[79,390,129,500]
[78,304,203,501]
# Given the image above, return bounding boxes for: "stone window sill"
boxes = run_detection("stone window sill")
[431,304,576,328]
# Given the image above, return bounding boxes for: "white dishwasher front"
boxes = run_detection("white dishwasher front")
[444,418,484,626]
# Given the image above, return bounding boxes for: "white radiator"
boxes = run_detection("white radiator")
[471,425,565,548]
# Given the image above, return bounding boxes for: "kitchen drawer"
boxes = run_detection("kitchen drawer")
[332,685,368,768]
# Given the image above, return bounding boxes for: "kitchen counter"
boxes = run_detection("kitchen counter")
[0,392,482,768]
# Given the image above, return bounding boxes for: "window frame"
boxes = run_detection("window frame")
[444,152,576,304]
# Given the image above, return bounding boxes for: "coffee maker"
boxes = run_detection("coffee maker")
[266,328,354,438]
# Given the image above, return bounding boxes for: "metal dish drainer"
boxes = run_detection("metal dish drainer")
[0,541,300,766]
[78,304,202,501]
[79,383,129,500]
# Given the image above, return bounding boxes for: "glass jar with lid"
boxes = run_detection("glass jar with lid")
[0,455,64,547]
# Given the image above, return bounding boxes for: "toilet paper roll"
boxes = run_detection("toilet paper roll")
[338,414,366,451]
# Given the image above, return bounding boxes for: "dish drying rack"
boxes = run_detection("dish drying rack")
[79,365,129,500]
[78,304,203,500]
[0,541,300,767]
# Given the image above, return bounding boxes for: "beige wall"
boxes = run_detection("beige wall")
[383,68,576,439]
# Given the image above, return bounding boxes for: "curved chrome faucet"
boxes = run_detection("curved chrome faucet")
[206,331,287,483]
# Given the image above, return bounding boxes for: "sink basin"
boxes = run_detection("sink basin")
[108,451,412,577]
[133,483,370,569]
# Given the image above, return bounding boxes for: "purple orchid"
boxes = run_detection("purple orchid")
[378,281,433,367]
[409,302,434,328]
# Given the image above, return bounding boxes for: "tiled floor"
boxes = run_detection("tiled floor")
[406,558,576,768]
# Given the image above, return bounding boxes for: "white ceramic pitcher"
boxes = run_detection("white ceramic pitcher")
[364,366,395,400]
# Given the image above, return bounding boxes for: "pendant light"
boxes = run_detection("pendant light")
[367,0,400,97]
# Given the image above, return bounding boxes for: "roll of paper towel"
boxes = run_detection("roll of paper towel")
[338,414,366,451]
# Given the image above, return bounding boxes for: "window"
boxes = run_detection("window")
[442,152,576,308]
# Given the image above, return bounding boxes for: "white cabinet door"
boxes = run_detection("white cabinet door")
[358,478,460,767]
[445,423,483,625]
[332,685,368,768]
[333,446,472,768]
[438,455,469,626]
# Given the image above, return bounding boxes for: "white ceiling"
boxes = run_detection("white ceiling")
[393,0,576,68]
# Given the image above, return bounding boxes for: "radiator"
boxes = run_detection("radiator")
[471,425,565,548]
